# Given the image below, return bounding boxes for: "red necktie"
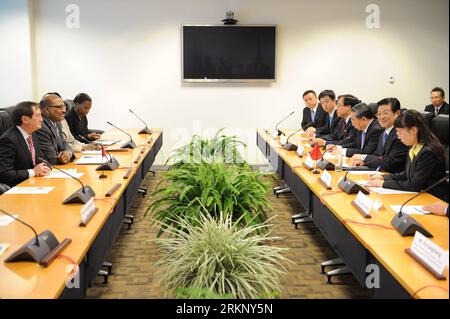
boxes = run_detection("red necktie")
[27,135,36,166]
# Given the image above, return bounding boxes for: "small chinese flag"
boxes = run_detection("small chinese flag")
[101,144,107,158]
[310,143,322,160]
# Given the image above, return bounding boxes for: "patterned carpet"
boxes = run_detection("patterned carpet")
[86,168,370,299]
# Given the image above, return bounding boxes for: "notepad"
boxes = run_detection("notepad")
[0,215,18,226]
[94,139,121,146]
[390,205,431,215]
[369,188,417,195]
[0,243,10,257]
[5,187,54,195]
[44,169,84,179]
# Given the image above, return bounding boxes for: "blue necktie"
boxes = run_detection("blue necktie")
[328,116,333,128]
[382,132,388,147]
[361,131,366,149]
[311,109,315,123]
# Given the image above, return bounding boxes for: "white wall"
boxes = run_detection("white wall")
[19,0,450,163]
[0,0,33,106]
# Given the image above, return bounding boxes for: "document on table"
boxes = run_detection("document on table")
[5,187,54,195]
[76,155,107,165]
[94,139,121,146]
[368,188,417,195]
[0,243,10,257]
[44,168,84,179]
[390,205,431,215]
[0,215,18,226]
[347,171,385,175]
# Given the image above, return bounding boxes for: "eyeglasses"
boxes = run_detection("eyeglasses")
[376,111,393,117]
[48,104,66,110]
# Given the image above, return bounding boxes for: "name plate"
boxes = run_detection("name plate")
[296,145,305,157]
[320,169,332,189]
[352,191,373,218]
[303,154,315,169]
[80,197,97,226]
[407,232,448,279]
[271,129,279,139]
[279,135,287,145]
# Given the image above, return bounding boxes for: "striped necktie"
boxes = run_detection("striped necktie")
[26,135,36,166]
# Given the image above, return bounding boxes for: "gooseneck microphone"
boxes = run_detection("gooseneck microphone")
[129,109,152,134]
[106,121,136,149]
[0,209,39,247]
[0,208,67,266]
[39,157,95,204]
[272,111,295,137]
[337,156,383,195]
[391,174,449,237]
[282,128,303,151]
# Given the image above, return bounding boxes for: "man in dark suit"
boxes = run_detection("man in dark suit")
[36,94,74,165]
[339,103,383,157]
[0,102,50,187]
[350,98,409,173]
[65,93,101,142]
[311,94,359,147]
[424,87,449,116]
[301,90,328,130]
[309,90,342,139]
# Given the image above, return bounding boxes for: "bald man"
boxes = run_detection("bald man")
[35,94,74,164]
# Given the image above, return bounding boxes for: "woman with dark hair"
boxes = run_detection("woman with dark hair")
[368,109,448,201]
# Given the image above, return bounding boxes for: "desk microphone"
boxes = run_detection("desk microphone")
[129,109,152,134]
[281,128,303,151]
[272,111,295,137]
[337,156,383,195]
[106,121,136,149]
[0,208,62,265]
[391,174,449,238]
[39,157,95,204]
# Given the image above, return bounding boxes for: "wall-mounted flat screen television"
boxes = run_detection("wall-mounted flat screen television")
[182,25,276,82]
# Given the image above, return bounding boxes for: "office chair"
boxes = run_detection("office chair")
[0,183,10,195]
[0,106,15,136]
[419,111,435,128]
[431,114,449,172]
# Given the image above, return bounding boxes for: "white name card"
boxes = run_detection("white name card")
[271,129,279,139]
[279,135,287,145]
[320,169,332,189]
[410,231,448,276]
[354,191,373,217]
[296,145,305,157]
[304,154,315,168]
[81,197,96,225]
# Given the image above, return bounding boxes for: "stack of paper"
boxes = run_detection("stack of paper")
[44,168,84,179]
[390,205,431,215]
[5,187,54,195]
[0,215,18,226]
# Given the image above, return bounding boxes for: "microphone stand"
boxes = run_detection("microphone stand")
[129,109,152,134]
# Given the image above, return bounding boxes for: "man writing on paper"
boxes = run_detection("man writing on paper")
[349,98,409,173]
[0,102,50,187]
[36,94,74,164]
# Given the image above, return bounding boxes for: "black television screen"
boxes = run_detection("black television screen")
[182,25,276,82]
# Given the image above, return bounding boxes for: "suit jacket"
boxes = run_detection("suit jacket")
[65,108,91,141]
[424,102,449,116]
[323,118,358,146]
[35,117,73,165]
[383,144,448,201]
[344,119,383,157]
[301,104,328,130]
[0,126,43,187]
[363,128,409,173]
[316,110,342,137]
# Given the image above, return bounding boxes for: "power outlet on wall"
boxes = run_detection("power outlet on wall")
[389,75,395,84]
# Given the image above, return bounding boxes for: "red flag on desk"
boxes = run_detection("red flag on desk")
[310,143,322,160]
[101,144,107,158]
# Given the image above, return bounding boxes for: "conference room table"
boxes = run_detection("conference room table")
[257,129,449,299]
[0,128,163,299]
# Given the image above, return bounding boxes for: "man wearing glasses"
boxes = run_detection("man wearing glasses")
[349,98,408,173]
[424,87,449,116]
[36,94,74,164]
